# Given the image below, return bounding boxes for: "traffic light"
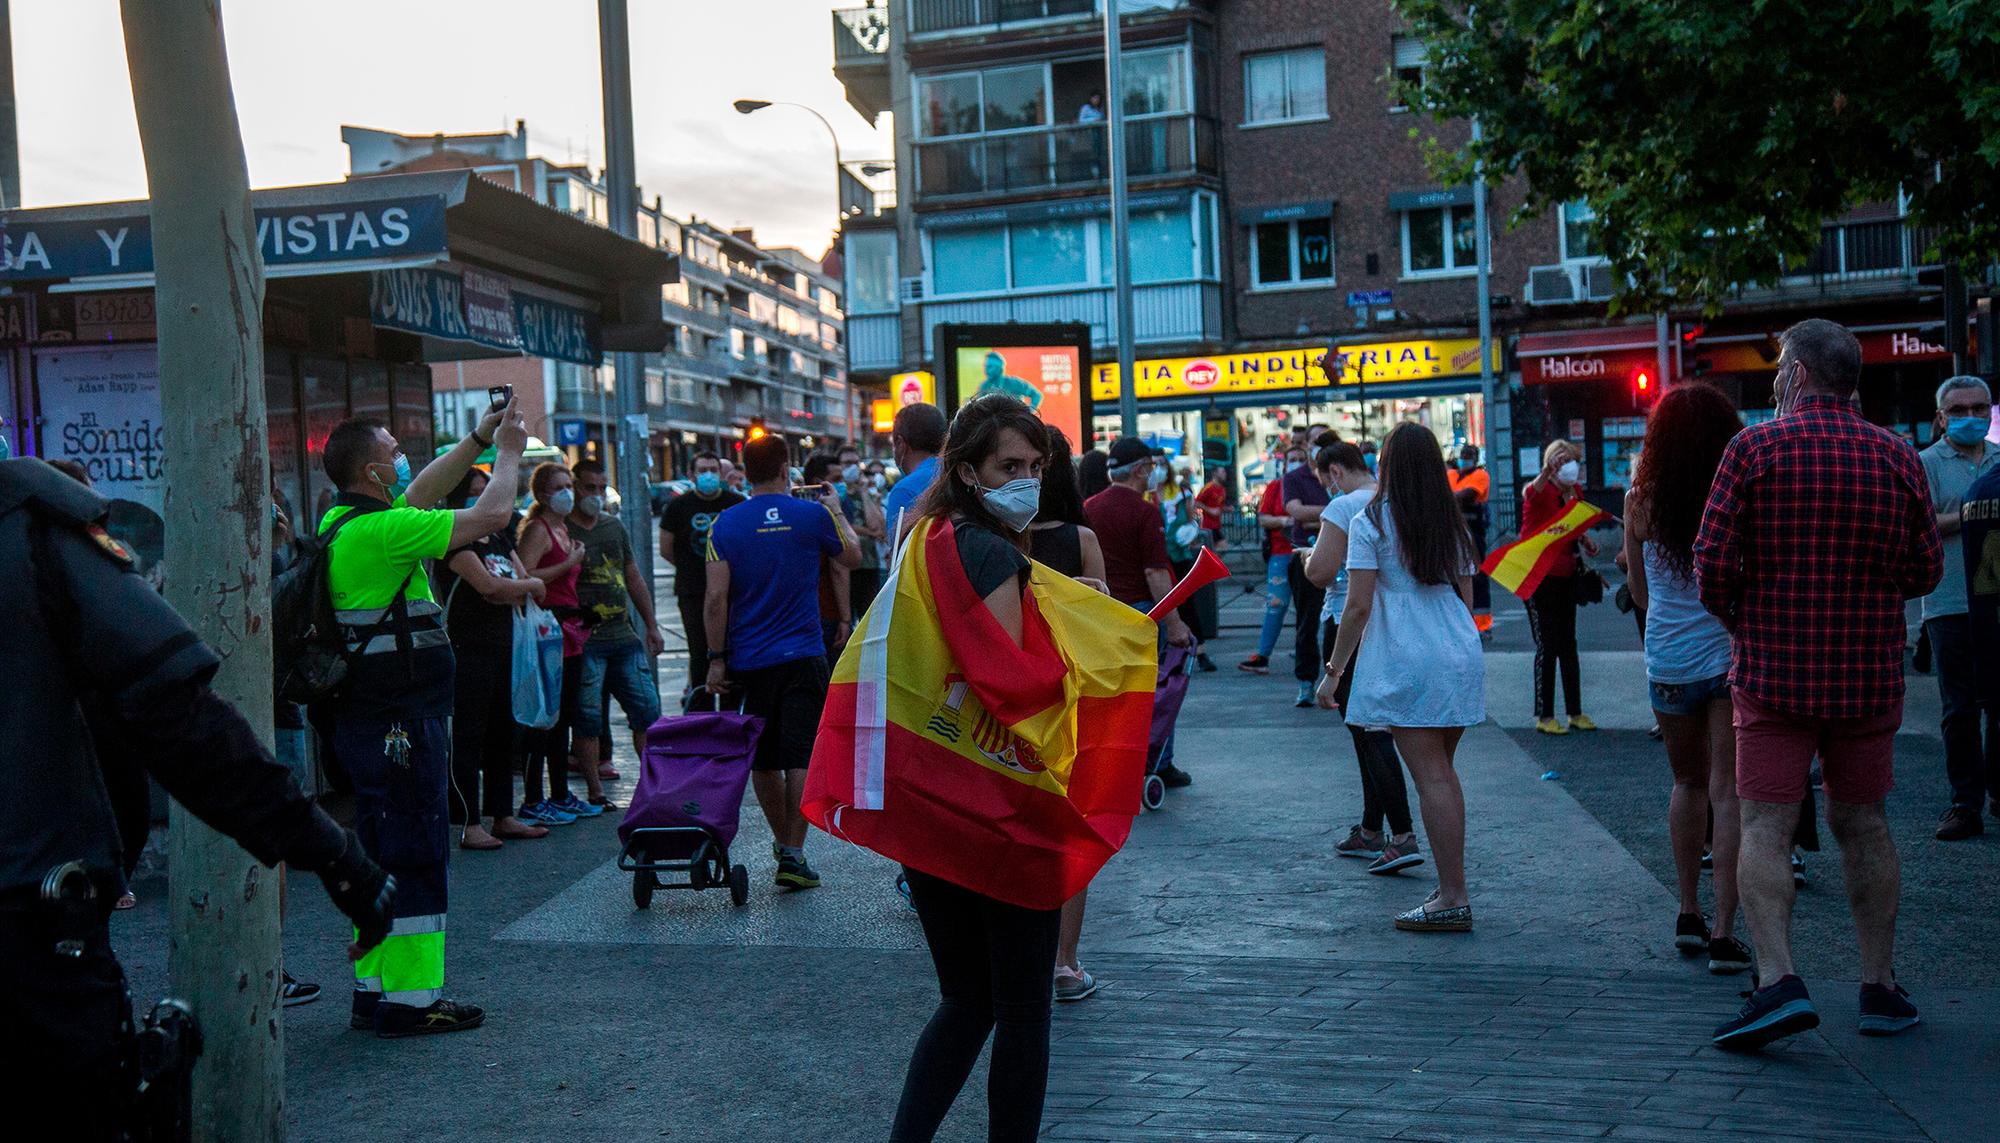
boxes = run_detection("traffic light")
[1632,367,1656,409]
[746,417,768,442]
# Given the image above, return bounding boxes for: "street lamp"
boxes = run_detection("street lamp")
[734,96,865,446]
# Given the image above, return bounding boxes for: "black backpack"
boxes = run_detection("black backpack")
[272,502,385,704]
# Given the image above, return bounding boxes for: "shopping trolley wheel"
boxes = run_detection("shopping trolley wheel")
[728,864,750,907]
[632,871,655,910]
[1142,773,1166,811]
[690,858,710,891]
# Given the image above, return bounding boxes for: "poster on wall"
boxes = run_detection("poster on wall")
[935,323,1092,449]
[35,345,168,581]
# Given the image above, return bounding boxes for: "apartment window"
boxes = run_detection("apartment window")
[644,372,665,405]
[930,227,1008,294]
[1560,200,1601,262]
[1122,48,1189,116]
[844,230,898,314]
[1402,205,1478,276]
[1391,35,1427,93]
[918,66,1047,138]
[1250,218,1334,288]
[1244,48,1326,125]
[1011,219,1090,288]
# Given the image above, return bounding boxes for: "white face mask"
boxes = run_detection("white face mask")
[1146,464,1165,491]
[1556,460,1580,486]
[547,488,575,514]
[980,477,1041,532]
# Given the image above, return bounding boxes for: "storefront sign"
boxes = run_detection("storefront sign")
[0,294,33,343]
[1238,200,1335,225]
[1691,325,1952,374]
[460,268,518,347]
[890,370,935,407]
[1519,326,1661,385]
[512,293,601,366]
[369,266,480,345]
[871,399,896,433]
[0,194,449,281]
[1091,339,1499,402]
[1387,187,1473,211]
[923,190,1185,231]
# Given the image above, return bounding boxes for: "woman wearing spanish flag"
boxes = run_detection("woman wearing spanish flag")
[801,394,1157,1143]
[1521,438,1601,734]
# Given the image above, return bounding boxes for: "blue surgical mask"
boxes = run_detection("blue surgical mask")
[695,472,722,496]
[981,477,1041,532]
[372,454,412,499]
[1146,464,1165,491]
[1946,414,1991,447]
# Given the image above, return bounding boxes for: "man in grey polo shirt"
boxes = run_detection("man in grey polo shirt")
[1921,375,1998,841]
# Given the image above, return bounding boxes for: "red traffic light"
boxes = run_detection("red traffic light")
[1635,370,1652,393]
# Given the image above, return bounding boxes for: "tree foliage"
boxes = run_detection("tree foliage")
[1393,0,2000,312]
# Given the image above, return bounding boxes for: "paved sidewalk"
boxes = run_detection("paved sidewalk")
[103,582,1988,1141]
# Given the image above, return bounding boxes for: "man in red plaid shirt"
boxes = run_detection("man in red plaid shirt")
[1694,318,1942,1051]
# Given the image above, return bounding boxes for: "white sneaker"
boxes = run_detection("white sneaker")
[1054,965,1100,1002]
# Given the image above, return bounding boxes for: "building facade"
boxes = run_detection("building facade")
[346,122,852,477]
[832,0,1966,526]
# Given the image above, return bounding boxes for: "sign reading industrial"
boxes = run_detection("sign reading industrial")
[1091,339,1500,401]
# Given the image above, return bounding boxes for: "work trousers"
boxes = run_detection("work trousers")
[335,713,451,1016]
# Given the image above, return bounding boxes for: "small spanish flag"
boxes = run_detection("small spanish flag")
[802,518,1157,910]
[1482,500,1609,600]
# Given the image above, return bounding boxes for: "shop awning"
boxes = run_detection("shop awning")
[0,170,678,365]
[1518,324,1660,384]
[1688,320,1954,373]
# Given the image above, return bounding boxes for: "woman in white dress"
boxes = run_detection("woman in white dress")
[1318,422,1486,932]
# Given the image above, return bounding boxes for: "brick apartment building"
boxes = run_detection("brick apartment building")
[833,0,1968,524]
[346,122,854,477]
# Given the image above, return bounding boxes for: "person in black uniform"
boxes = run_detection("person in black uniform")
[0,456,395,1139]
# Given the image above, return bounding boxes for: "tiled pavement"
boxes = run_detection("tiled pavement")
[1039,955,1924,1141]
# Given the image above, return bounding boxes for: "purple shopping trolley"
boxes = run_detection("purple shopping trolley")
[616,688,763,909]
[1141,644,1194,811]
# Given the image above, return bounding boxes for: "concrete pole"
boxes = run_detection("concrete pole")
[1471,119,1500,480]
[120,1,280,1137]
[1105,0,1138,438]
[597,0,655,583]
[0,1,18,209]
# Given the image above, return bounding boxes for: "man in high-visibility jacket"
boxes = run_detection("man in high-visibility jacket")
[1449,445,1494,635]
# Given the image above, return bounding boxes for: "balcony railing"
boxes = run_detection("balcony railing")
[832,6,888,64]
[1791,219,1941,282]
[915,115,1216,199]
[911,0,1183,35]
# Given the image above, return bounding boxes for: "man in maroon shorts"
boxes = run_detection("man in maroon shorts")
[1695,318,1943,1050]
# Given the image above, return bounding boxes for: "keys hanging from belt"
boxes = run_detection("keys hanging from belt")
[383,724,412,769]
[39,861,98,959]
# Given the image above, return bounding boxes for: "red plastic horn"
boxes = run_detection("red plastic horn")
[1147,546,1231,621]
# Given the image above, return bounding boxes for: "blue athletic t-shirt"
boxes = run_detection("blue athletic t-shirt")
[707,493,843,670]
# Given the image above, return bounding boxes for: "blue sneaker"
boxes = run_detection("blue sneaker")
[1858,983,1921,1037]
[1713,975,1819,1051]
[519,800,576,826]
[551,793,604,818]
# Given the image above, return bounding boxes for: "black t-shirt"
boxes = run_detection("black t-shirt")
[955,517,1031,598]
[661,489,746,599]
[1030,522,1085,579]
[435,525,521,652]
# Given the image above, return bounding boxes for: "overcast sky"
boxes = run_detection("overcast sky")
[13,0,889,257]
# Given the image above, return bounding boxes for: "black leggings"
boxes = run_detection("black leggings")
[1288,553,1326,683]
[524,654,579,804]
[1525,577,1581,719]
[890,868,1060,1143]
[1323,617,1413,835]
[449,647,518,823]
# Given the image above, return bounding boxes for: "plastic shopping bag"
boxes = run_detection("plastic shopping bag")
[512,600,564,729]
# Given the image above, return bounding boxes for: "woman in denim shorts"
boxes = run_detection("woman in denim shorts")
[1623,383,1753,975]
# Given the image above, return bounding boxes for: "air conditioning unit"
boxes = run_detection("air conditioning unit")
[1526,264,1578,306]
[1580,261,1620,302]
[898,276,925,303]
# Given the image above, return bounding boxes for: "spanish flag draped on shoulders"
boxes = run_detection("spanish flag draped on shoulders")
[802,516,1157,910]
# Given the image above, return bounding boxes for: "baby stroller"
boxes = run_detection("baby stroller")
[616,687,761,909]
[1142,643,1194,811]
